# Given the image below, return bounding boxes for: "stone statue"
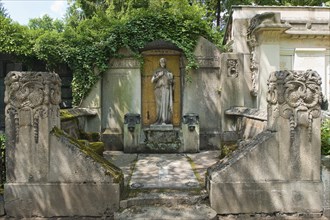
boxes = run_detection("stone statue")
[151,58,173,125]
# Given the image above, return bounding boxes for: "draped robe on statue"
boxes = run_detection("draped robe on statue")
[151,63,173,125]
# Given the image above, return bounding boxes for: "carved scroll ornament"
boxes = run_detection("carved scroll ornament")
[267,69,322,141]
[247,31,259,96]
[4,72,61,143]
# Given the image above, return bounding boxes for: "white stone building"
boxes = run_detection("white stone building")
[223,6,330,110]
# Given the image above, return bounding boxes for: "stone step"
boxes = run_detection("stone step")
[114,204,217,220]
[120,190,208,209]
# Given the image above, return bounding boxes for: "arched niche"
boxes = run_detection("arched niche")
[140,40,184,127]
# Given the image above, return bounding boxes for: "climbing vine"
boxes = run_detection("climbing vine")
[0,2,222,105]
[321,119,330,155]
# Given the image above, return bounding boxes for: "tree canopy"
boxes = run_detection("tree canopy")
[28,15,65,32]
[0,0,8,18]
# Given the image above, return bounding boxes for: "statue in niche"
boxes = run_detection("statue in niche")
[151,58,174,125]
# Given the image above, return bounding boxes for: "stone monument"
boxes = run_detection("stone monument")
[122,41,200,153]
[207,69,323,214]
[4,71,123,218]
[145,57,179,152]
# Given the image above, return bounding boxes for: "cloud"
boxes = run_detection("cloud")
[50,1,66,15]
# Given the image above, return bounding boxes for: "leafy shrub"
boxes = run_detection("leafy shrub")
[321,119,330,155]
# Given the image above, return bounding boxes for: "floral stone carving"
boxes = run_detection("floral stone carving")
[227,59,239,78]
[247,32,259,96]
[247,13,278,97]
[267,69,322,142]
[4,72,61,143]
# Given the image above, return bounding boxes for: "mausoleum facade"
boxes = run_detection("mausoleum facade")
[78,6,330,151]
[223,6,330,110]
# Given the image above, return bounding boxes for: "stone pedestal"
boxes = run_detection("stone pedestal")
[143,125,181,153]
[123,113,201,153]
[4,72,61,183]
[123,113,141,153]
[182,113,200,153]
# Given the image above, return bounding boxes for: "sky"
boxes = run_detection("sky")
[2,0,69,25]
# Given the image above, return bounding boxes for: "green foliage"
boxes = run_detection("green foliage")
[0,134,4,150]
[5,0,326,105]
[70,0,109,18]
[46,0,219,104]
[0,16,34,57]
[321,119,330,155]
[28,15,64,32]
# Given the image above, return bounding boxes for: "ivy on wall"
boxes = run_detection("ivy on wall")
[321,119,330,155]
[0,2,222,105]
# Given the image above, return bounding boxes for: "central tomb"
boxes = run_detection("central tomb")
[82,38,222,153]
[123,40,199,153]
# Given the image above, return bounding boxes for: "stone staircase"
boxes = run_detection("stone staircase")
[104,151,220,220]
[115,190,217,220]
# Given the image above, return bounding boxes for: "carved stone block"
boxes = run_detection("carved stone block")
[4,71,61,182]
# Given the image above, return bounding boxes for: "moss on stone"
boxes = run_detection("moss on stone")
[79,131,100,142]
[186,156,203,187]
[51,127,123,183]
[60,109,76,121]
[219,143,238,159]
[77,139,89,146]
[89,142,105,156]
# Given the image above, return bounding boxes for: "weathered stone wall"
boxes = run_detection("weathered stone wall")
[102,48,141,150]
[207,70,323,214]
[80,79,102,133]
[4,71,123,218]
[219,53,245,142]
[225,107,267,140]
[322,156,330,218]
[183,37,222,149]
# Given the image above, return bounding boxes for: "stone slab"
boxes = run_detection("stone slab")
[208,181,323,214]
[103,151,138,186]
[120,191,208,209]
[145,129,179,143]
[114,204,217,220]
[4,183,121,218]
[225,107,267,121]
[149,124,174,130]
[104,150,220,189]
[130,154,199,189]
[187,150,220,186]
